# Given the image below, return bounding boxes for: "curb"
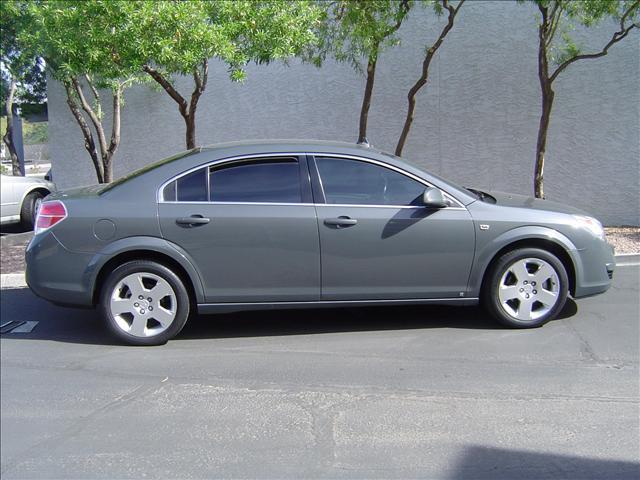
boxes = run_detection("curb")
[1,273,27,289]
[615,253,640,266]
[0,231,33,248]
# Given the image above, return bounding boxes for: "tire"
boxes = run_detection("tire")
[99,260,190,346]
[482,248,568,328]
[20,191,44,230]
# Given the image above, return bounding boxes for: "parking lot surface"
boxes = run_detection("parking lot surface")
[1,266,638,479]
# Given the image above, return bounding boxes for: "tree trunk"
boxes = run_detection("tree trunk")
[395,75,426,156]
[2,79,22,176]
[394,1,463,156]
[143,60,208,150]
[358,54,378,144]
[63,80,105,183]
[184,112,196,150]
[102,86,122,183]
[535,5,553,199]
[535,84,554,199]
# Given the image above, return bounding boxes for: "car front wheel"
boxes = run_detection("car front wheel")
[483,248,569,328]
[99,260,190,345]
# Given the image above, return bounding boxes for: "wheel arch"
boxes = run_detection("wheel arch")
[20,186,51,206]
[470,227,580,298]
[87,237,205,306]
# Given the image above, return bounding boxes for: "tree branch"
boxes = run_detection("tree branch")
[107,85,121,158]
[545,2,562,49]
[84,73,102,119]
[549,0,639,83]
[143,64,189,117]
[72,76,108,160]
[189,59,209,118]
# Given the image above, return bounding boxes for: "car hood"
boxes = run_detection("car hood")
[487,191,590,216]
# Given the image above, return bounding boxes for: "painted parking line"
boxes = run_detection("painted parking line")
[0,321,26,334]
[9,321,39,333]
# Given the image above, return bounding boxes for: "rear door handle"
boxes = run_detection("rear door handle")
[176,215,210,227]
[324,216,358,228]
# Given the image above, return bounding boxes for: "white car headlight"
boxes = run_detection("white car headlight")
[573,215,605,240]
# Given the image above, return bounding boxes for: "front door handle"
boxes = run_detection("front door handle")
[176,215,210,227]
[324,216,358,228]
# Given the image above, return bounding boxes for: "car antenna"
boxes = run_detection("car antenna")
[357,137,370,147]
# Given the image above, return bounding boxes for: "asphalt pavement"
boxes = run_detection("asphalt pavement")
[1,266,638,479]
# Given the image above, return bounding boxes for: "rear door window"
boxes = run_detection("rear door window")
[209,158,302,203]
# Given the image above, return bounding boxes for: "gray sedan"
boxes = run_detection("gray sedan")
[25,141,615,345]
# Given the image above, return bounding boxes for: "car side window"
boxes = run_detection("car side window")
[162,168,207,202]
[316,157,426,206]
[209,158,302,203]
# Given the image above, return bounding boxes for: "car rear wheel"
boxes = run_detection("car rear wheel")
[99,260,190,345]
[20,191,44,230]
[483,248,568,328]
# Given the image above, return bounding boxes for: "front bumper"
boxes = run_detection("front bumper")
[572,240,615,298]
[25,231,94,307]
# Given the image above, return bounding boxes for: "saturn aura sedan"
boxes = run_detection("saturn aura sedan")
[25,141,615,345]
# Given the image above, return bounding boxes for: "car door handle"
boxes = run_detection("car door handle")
[176,215,210,227]
[324,216,358,228]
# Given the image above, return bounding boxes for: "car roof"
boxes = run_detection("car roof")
[98,140,477,206]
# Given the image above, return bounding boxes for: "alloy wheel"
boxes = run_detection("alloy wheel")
[497,257,561,321]
[109,272,177,337]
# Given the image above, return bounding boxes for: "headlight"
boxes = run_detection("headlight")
[573,215,605,240]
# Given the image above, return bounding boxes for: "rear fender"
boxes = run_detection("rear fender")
[84,236,205,303]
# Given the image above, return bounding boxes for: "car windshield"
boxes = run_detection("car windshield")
[99,148,201,194]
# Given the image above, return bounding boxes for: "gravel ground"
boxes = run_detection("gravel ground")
[1,228,638,275]
[605,227,640,255]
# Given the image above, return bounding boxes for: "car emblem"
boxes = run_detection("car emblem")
[479,224,490,230]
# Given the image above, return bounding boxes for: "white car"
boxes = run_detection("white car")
[0,174,56,229]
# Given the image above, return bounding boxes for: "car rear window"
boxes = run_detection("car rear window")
[162,157,302,203]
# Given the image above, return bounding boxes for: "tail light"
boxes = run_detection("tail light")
[35,200,67,235]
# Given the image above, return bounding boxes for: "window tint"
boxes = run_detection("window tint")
[316,157,425,206]
[162,168,207,202]
[209,159,302,203]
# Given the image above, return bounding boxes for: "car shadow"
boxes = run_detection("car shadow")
[0,287,578,346]
[449,445,639,479]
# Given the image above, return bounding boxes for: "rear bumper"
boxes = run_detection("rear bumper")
[25,231,94,307]
[572,241,615,299]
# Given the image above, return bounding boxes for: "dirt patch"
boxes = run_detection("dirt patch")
[1,243,27,274]
[605,227,640,255]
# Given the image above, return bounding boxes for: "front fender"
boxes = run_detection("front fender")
[84,236,206,303]
[467,226,582,297]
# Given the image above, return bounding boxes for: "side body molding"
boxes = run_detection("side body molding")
[466,226,581,297]
[84,236,206,303]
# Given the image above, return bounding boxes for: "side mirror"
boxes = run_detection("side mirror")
[422,187,448,208]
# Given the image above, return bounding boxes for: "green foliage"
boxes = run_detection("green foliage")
[533,0,639,68]
[21,0,146,91]
[0,1,46,111]
[311,0,414,71]
[124,0,322,82]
